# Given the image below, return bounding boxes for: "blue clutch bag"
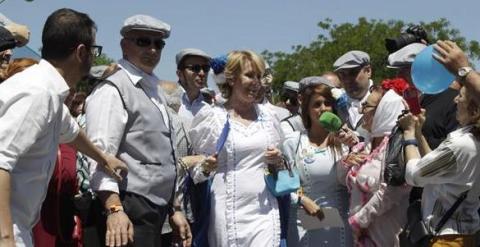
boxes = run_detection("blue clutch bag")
[265,161,300,197]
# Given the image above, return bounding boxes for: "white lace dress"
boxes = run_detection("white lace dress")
[189,104,284,247]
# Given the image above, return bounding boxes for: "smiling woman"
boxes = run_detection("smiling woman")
[188,50,287,247]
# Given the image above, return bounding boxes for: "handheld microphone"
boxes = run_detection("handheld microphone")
[318,112,343,133]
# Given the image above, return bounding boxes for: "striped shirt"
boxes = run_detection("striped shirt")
[405,126,480,235]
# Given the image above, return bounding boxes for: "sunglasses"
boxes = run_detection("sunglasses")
[125,37,166,50]
[183,64,211,73]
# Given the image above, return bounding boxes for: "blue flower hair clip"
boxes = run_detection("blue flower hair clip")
[210,55,228,75]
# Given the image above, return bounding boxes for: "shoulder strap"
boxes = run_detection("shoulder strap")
[434,190,469,234]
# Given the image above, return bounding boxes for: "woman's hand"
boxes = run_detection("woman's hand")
[300,195,325,221]
[398,112,417,135]
[201,155,218,174]
[264,146,285,170]
[336,125,359,147]
[415,109,426,135]
[342,153,367,168]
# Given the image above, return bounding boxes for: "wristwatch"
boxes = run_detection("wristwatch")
[458,66,473,78]
[107,205,124,215]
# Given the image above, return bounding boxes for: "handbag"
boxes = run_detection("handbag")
[400,190,469,247]
[384,124,406,186]
[264,134,301,197]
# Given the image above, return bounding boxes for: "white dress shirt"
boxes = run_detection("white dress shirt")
[0,59,80,246]
[177,90,209,130]
[86,59,170,193]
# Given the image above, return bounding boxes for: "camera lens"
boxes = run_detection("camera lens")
[385,33,418,53]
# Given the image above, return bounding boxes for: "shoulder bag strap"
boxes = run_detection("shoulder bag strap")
[434,190,469,234]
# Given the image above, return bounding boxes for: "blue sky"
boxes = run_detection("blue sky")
[1,0,479,84]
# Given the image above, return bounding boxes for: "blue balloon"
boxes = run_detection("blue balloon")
[411,45,454,94]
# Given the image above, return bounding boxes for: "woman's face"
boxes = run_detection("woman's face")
[360,90,382,133]
[455,87,478,126]
[230,61,262,105]
[309,93,334,128]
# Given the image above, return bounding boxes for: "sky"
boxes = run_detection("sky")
[1,0,479,85]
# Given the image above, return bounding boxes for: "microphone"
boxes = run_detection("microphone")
[319,112,360,146]
[318,112,343,133]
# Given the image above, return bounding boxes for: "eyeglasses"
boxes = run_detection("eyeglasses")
[125,37,165,50]
[91,45,102,57]
[182,64,211,73]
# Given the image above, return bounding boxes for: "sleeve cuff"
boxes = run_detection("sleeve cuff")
[90,166,119,193]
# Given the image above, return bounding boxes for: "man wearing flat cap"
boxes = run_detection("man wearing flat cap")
[175,48,211,130]
[387,42,458,149]
[280,80,305,136]
[86,14,190,247]
[333,50,373,139]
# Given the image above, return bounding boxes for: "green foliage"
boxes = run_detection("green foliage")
[263,18,480,93]
[93,53,115,66]
[76,53,114,92]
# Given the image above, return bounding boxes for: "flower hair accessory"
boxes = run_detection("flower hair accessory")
[210,55,228,85]
[331,88,348,110]
[380,77,410,96]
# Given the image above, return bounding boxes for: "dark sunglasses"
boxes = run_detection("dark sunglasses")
[126,37,165,50]
[183,64,211,73]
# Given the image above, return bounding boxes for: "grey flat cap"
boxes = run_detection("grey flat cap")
[387,43,427,68]
[120,15,171,38]
[283,81,300,93]
[333,50,370,71]
[299,76,334,92]
[176,48,211,66]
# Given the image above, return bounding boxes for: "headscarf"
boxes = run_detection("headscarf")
[370,89,405,137]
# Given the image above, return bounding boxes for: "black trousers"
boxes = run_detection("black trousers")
[82,192,168,247]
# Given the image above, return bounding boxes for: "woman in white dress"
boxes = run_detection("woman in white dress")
[189,50,285,247]
[282,76,353,247]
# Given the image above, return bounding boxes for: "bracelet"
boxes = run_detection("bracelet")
[403,139,418,147]
[178,157,188,171]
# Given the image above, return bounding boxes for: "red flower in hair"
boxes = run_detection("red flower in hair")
[381,77,410,95]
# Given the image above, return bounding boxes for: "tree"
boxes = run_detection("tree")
[76,53,115,92]
[263,18,480,93]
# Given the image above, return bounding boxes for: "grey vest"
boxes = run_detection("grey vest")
[105,69,176,206]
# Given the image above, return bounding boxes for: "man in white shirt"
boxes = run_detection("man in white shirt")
[175,48,211,130]
[333,50,373,140]
[86,15,190,247]
[0,8,127,247]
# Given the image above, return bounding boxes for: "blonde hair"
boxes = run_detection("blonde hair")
[3,58,38,80]
[218,50,265,99]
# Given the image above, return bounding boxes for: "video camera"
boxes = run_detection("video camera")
[385,25,429,53]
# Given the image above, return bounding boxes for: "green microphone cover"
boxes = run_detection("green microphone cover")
[318,112,343,132]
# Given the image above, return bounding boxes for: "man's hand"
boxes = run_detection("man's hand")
[105,210,134,247]
[170,211,192,247]
[433,40,470,74]
[300,195,324,221]
[0,237,15,247]
[99,154,128,181]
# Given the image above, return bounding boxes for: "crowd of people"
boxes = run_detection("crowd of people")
[1,7,480,247]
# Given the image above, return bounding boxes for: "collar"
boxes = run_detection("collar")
[181,90,204,106]
[39,59,71,99]
[118,59,159,87]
